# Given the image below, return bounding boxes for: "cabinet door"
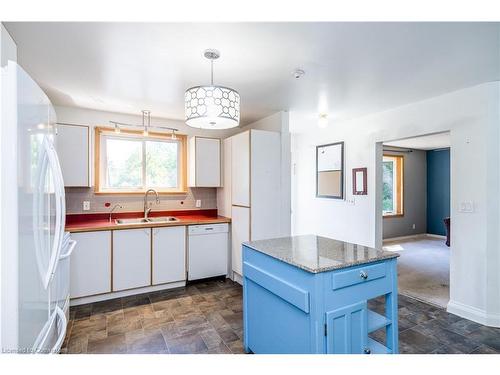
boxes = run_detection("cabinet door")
[216,137,232,218]
[55,124,90,187]
[231,206,250,276]
[195,137,221,187]
[326,301,368,354]
[113,229,151,291]
[152,226,186,285]
[231,131,250,207]
[70,231,111,298]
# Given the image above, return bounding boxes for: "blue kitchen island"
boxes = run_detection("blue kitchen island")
[242,235,399,354]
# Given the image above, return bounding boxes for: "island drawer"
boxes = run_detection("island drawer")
[331,263,386,290]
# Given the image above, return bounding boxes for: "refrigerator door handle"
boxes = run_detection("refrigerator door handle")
[50,306,67,354]
[42,137,66,288]
[38,137,66,289]
[59,240,76,260]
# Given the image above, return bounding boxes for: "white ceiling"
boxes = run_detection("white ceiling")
[384,132,451,150]
[5,22,499,125]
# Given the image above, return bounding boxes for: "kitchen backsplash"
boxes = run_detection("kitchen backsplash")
[65,187,218,214]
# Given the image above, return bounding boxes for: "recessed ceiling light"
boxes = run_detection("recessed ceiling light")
[318,113,328,128]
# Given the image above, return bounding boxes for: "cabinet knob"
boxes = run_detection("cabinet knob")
[359,270,368,280]
[364,348,371,354]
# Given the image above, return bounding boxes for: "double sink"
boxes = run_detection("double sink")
[115,216,180,225]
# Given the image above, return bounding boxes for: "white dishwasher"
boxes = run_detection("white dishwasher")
[188,223,229,281]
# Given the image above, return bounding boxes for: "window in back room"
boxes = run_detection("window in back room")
[382,154,404,217]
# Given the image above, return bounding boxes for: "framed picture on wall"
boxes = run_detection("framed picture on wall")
[316,141,344,199]
[352,167,367,195]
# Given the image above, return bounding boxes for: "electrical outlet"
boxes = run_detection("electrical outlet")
[195,199,201,208]
[83,201,90,211]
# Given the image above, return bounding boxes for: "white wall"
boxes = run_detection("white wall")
[232,111,291,236]
[290,82,500,327]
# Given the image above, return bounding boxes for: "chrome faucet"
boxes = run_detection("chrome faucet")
[109,204,123,222]
[144,189,160,219]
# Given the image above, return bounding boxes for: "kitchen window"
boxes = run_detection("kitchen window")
[382,154,404,217]
[95,127,187,194]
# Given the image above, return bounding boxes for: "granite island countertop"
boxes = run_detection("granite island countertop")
[243,235,399,273]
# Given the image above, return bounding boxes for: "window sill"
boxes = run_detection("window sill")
[383,213,404,218]
[94,190,189,195]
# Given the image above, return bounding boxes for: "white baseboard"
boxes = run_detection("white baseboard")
[232,271,243,286]
[426,233,446,240]
[70,281,186,306]
[383,233,446,243]
[447,300,500,328]
[383,234,426,243]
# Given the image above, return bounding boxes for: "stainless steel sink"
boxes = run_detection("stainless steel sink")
[115,218,150,225]
[115,216,179,225]
[146,216,180,223]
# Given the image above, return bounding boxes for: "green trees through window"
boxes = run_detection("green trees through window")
[102,133,180,191]
[382,160,394,213]
[382,154,403,216]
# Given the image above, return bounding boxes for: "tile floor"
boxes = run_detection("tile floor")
[61,278,500,354]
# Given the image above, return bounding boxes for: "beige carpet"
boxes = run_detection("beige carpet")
[383,236,450,308]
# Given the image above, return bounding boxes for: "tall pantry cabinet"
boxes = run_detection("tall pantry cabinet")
[218,129,281,282]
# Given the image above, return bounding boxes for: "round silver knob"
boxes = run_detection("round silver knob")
[360,271,368,280]
[364,348,371,354]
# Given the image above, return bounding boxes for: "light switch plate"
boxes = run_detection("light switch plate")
[83,201,90,211]
[459,201,474,213]
[195,199,201,208]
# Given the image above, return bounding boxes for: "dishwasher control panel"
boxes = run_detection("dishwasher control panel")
[188,223,229,235]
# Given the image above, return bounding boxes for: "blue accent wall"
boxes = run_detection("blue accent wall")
[426,149,450,236]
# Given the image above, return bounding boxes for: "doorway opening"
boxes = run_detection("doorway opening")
[380,131,451,308]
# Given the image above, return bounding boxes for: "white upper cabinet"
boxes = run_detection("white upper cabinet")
[55,124,90,187]
[112,228,151,292]
[231,131,250,207]
[189,136,221,187]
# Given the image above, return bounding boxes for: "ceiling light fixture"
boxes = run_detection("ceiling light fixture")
[142,110,151,136]
[318,113,328,128]
[109,111,178,136]
[185,49,240,129]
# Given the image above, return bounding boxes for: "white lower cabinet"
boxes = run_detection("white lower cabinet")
[113,228,151,291]
[152,226,186,285]
[70,231,111,298]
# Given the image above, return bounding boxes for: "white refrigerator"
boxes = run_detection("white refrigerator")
[1,61,75,353]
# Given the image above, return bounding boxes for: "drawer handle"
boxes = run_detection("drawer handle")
[364,348,371,354]
[359,271,368,280]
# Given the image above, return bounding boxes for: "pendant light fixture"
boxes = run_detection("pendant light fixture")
[185,49,240,129]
